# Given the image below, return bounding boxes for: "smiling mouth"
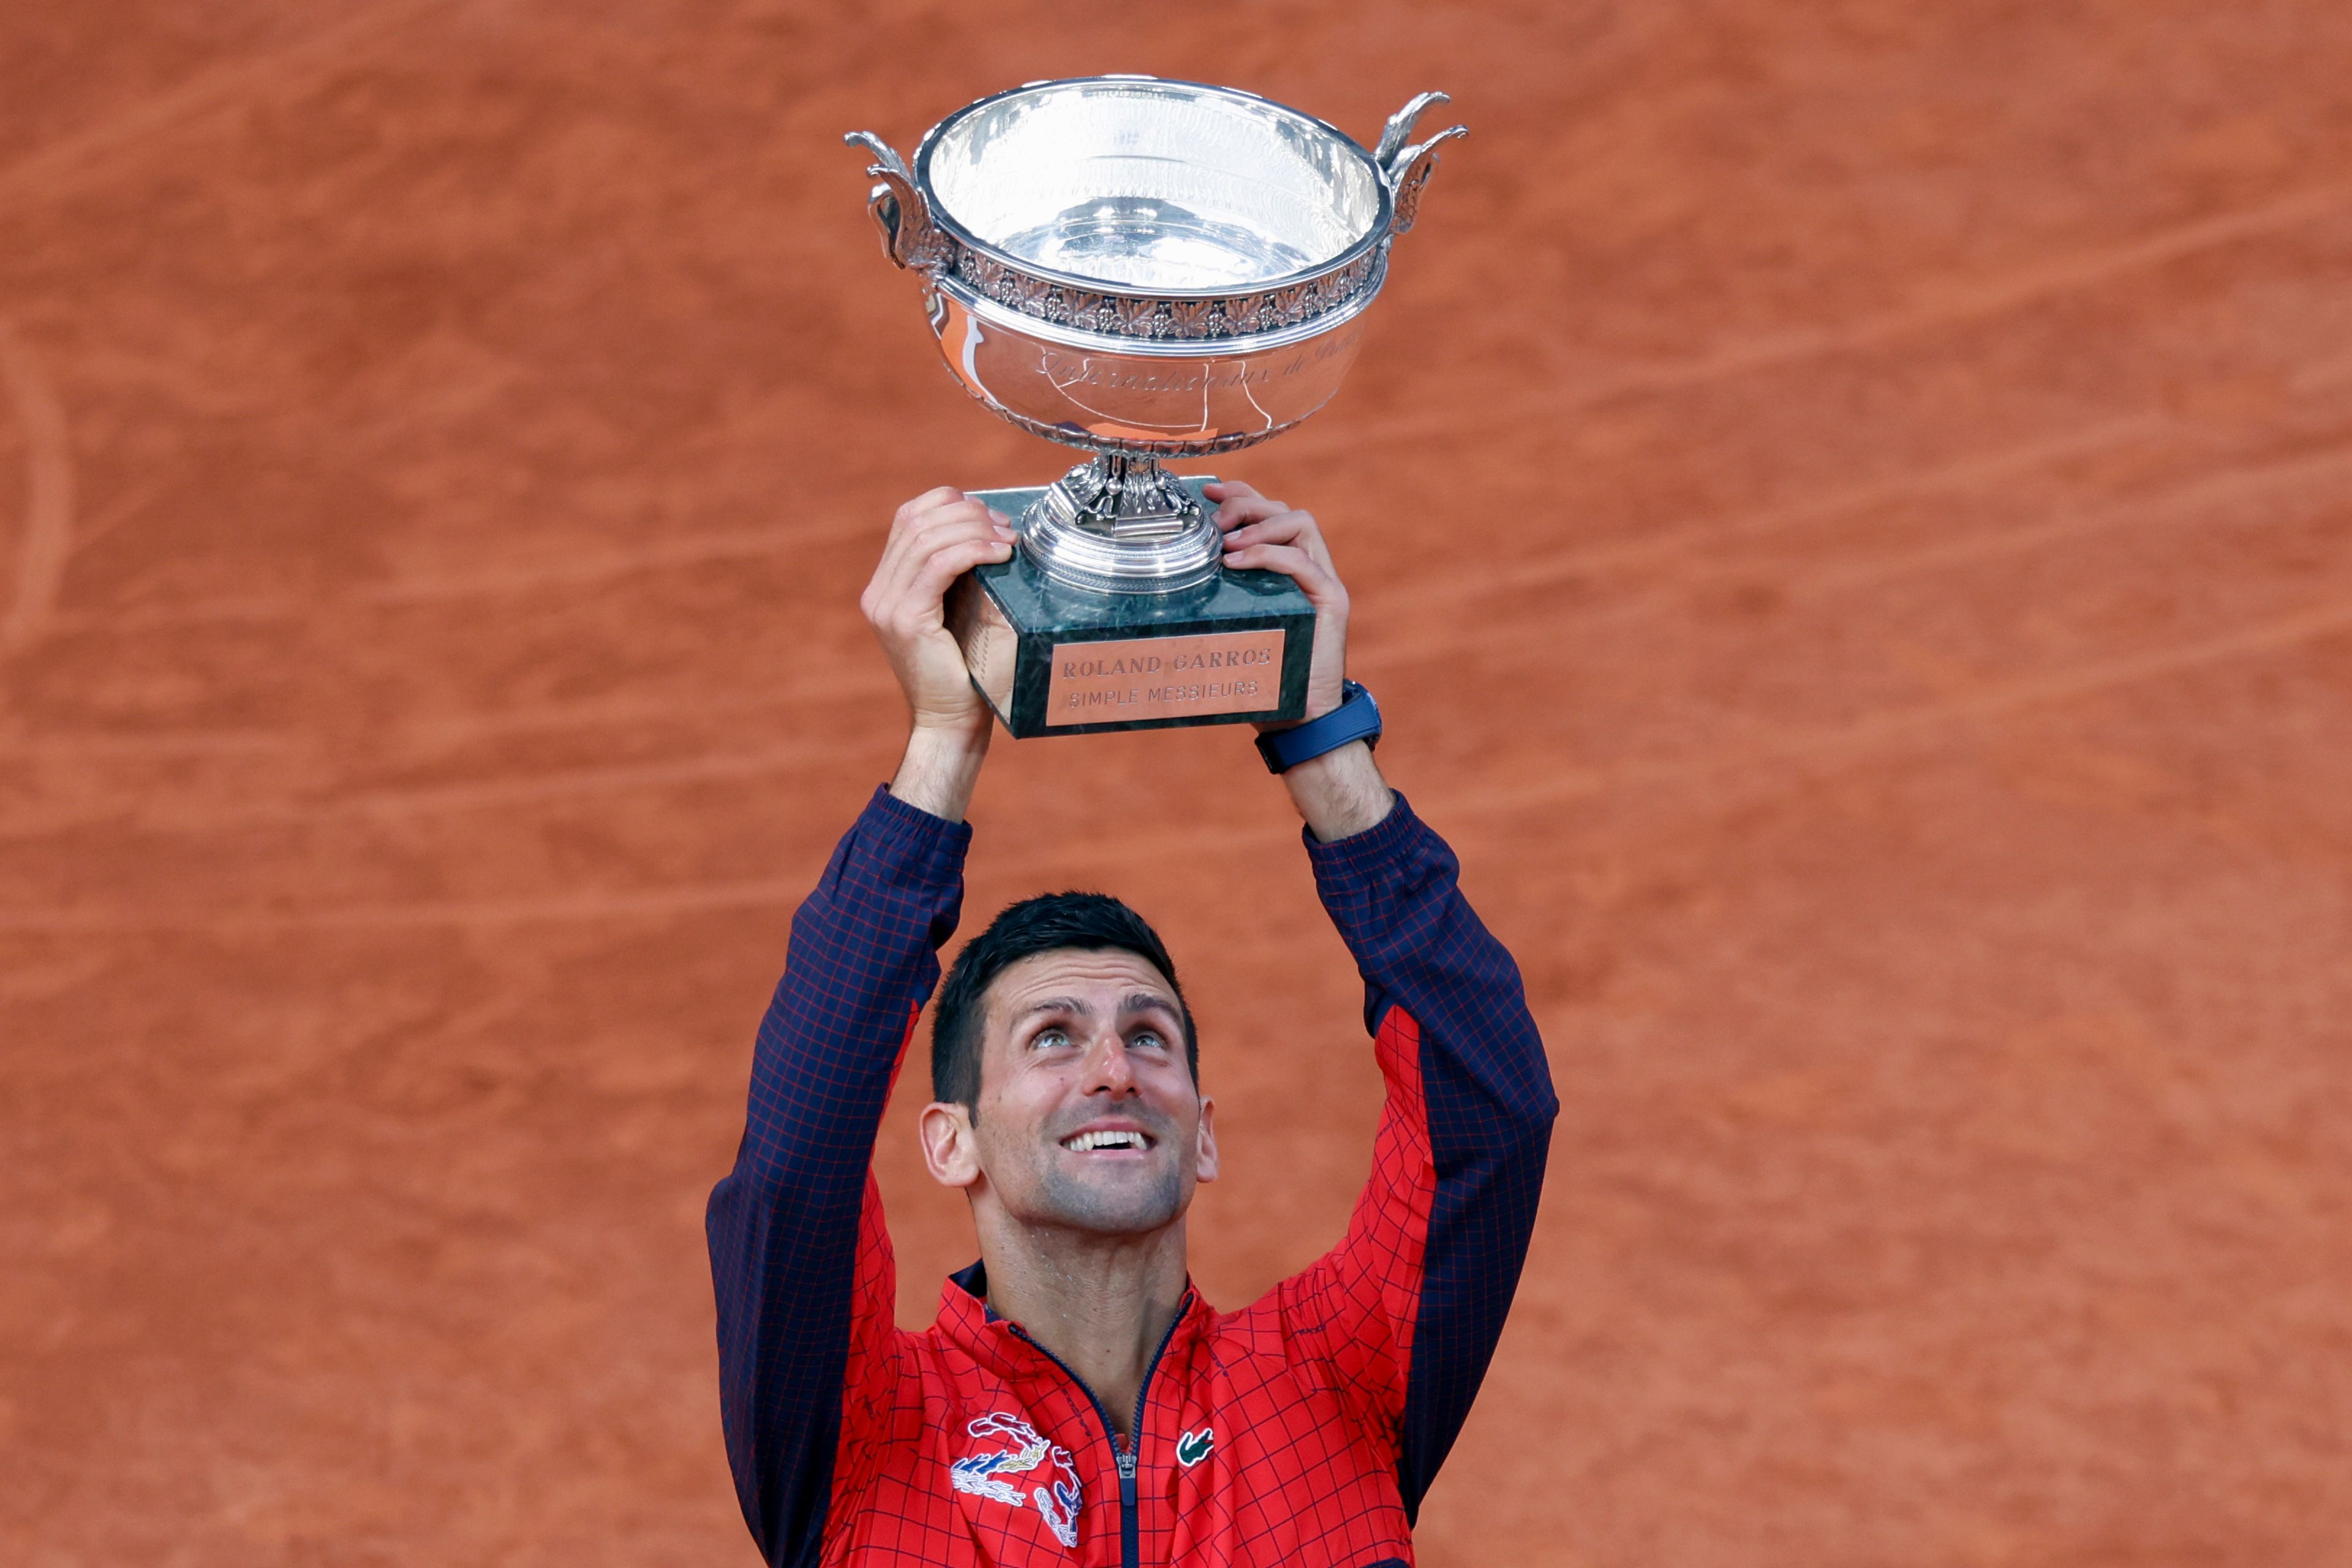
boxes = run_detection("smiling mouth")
[1061,1130,1155,1153]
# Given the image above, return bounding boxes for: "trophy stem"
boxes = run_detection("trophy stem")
[1018,454,1222,595]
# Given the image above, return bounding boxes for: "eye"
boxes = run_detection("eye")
[1130,1028,1164,1051]
[1031,1027,1070,1052]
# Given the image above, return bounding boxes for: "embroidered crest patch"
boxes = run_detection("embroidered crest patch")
[1177,1426,1214,1468]
[949,1412,1082,1548]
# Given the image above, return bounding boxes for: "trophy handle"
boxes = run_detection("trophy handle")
[1383,124,1468,237]
[1373,92,1467,237]
[843,130,952,273]
[1374,91,1451,165]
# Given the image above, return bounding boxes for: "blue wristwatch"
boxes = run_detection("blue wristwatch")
[1256,680,1381,774]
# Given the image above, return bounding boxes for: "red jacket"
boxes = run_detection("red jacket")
[709,788,1555,1567]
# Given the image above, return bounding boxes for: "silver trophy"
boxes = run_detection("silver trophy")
[847,78,1463,736]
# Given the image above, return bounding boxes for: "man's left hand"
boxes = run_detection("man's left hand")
[1206,480,1348,728]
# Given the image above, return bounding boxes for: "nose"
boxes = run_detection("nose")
[1079,1030,1139,1097]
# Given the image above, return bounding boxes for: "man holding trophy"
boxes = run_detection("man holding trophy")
[707,79,1555,1567]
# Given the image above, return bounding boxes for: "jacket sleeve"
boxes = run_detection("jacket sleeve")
[705,785,971,1566]
[1275,791,1558,1521]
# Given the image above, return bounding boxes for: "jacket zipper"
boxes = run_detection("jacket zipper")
[1010,1297,1188,1568]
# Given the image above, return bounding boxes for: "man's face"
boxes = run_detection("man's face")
[952,947,1216,1235]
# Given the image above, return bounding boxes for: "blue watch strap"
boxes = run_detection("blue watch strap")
[1256,680,1381,774]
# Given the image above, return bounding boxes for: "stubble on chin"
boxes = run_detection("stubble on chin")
[1028,1158,1188,1236]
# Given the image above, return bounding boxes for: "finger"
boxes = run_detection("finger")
[873,543,991,638]
[1224,514,1336,578]
[885,504,1011,582]
[1220,510,1322,549]
[894,486,966,529]
[1211,494,1292,530]
[893,500,1009,565]
[907,534,1017,603]
[874,510,1013,619]
[901,510,1017,572]
[898,505,1011,554]
[1201,479,1262,505]
[869,501,1007,617]
[1222,540,1344,605]
[899,496,1003,542]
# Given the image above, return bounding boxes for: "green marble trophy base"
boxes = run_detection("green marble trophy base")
[947,476,1316,738]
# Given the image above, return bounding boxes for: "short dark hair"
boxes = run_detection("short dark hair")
[931,891,1197,1109]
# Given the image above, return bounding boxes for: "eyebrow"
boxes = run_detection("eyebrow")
[1014,994,1181,1023]
[1122,992,1182,1024]
[1019,997,1093,1020]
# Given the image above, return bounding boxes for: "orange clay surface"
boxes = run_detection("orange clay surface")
[5,4,2351,1564]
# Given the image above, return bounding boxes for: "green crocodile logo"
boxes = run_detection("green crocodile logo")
[1176,1427,1214,1468]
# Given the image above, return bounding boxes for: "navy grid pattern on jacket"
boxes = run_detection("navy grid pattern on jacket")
[707,785,1556,1567]
[707,788,969,1561]
[1303,798,1558,1516]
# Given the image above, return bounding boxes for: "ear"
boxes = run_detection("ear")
[919,1101,982,1189]
[1193,1095,1218,1184]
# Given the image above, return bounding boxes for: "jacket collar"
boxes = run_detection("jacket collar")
[935,1259,1209,1359]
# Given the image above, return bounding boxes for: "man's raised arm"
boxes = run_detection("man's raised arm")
[1213,480,1558,1518]
[1299,792,1556,1517]
[704,489,1013,1563]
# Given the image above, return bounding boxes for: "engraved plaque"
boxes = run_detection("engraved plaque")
[1045,629,1286,728]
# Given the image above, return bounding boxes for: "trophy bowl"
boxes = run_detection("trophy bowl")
[846,78,1464,734]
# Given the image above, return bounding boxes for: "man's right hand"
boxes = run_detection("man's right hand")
[862,487,1016,820]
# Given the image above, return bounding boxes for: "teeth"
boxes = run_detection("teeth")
[1065,1130,1147,1152]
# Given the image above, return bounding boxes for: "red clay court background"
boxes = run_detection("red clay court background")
[5,3,2350,1564]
